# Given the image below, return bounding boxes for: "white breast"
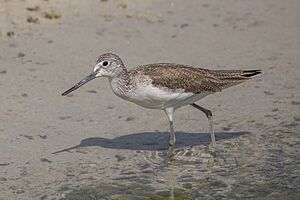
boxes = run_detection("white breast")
[110,77,212,110]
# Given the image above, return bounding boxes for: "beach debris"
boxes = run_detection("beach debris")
[44,11,61,19]
[27,16,39,23]
[7,31,15,37]
[26,6,40,12]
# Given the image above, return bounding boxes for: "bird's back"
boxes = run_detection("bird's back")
[130,63,261,94]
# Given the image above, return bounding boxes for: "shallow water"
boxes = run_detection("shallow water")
[65,127,299,200]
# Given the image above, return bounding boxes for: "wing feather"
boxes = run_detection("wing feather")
[136,64,222,93]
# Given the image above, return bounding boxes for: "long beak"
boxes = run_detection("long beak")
[62,72,97,96]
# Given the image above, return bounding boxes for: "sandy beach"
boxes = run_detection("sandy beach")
[0,0,299,199]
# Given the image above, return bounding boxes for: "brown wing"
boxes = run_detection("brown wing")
[208,69,262,89]
[135,64,222,93]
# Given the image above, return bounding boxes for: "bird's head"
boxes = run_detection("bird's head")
[62,53,126,96]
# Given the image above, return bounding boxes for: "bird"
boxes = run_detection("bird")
[62,53,261,159]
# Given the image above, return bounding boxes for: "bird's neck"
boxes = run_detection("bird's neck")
[113,65,128,78]
[109,71,131,96]
[118,67,128,77]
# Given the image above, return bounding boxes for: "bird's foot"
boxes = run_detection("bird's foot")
[208,149,217,158]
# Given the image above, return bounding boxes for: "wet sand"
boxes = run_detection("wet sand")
[0,0,299,199]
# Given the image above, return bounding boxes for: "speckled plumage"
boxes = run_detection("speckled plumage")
[62,53,262,159]
[111,62,261,97]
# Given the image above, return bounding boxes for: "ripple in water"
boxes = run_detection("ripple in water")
[135,146,216,188]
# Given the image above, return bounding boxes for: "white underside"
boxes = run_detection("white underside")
[110,79,212,110]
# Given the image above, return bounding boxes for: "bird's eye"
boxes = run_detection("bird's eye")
[102,61,109,66]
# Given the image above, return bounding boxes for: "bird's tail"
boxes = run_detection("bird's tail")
[210,69,262,80]
[209,69,262,89]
